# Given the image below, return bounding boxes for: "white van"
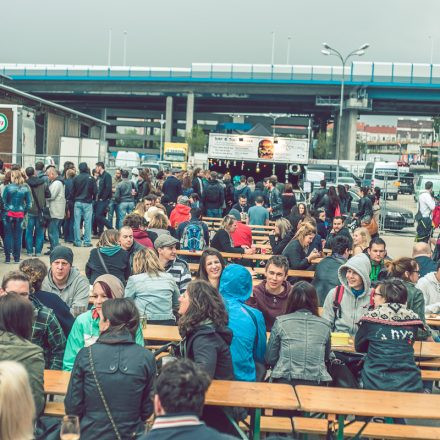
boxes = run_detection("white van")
[115,151,140,168]
[362,162,399,200]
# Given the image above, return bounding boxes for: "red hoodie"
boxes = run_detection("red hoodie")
[169,204,191,229]
[132,228,153,248]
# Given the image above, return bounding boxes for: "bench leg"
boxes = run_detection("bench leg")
[337,415,345,440]
[249,408,261,440]
[222,409,248,440]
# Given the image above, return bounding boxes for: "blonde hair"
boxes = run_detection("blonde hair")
[220,215,236,232]
[97,229,120,247]
[275,218,292,240]
[148,212,169,229]
[132,248,164,276]
[10,169,25,185]
[294,221,316,245]
[0,361,35,440]
[134,202,146,217]
[352,227,371,252]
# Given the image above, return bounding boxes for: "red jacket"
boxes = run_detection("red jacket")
[132,228,153,248]
[169,204,191,229]
[231,222,252,248]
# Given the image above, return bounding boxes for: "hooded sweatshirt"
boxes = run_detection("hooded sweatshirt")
[416,271,440,314]
[63,274,145,371]
[246,280,292,330]
[169,204,191,229]
[219,265,266,381]
[27,175,49,216]
[322,253,372,336]
[132,228,154,248]
[41,266,91,312]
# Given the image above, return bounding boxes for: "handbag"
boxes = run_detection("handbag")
[30,186,51,226]
[88,346,123,440]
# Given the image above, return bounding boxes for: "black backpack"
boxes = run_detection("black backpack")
[205,183,220,203]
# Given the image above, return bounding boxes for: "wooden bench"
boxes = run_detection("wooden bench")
[44,401,65,417]
[293,417,440,440]
[177,249,272,261]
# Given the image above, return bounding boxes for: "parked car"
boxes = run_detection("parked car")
[398,172,415,195]
[348,190,414,231]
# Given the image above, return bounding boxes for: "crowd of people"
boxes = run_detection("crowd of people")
[0,160,440,439]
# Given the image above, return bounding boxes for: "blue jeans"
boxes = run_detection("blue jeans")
[3,216,23,261]
[117,201,135,229]
[26,214,44,255]
[206,208,222,218]
[95,200,112,234]
[74,201,93,246]
[48,218,61,250]
[107,200,119,228]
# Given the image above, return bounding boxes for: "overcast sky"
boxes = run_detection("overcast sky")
[3,0,440,124]
[3,0,440,67]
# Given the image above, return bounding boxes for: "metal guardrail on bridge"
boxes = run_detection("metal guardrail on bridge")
[2,62,440,87]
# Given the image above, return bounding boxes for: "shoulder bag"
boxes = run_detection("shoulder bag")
[97,250,110,274]
[88,346,122,440]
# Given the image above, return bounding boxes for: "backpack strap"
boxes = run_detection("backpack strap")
[332,285,344,331]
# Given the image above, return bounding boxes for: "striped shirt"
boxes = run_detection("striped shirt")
[165,257,191,295]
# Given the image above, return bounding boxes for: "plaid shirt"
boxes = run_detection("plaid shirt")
[30,294,66,370]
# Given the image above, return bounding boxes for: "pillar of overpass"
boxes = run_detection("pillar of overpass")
[337,109,358,160]
[185,93,194,134]
[165,96,173,143]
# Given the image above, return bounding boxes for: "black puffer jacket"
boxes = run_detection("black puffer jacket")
[181,324,234,380]
[358,195,373,219]
[355,303,423,392]
[85,248,130,284]
[65,331,156,440]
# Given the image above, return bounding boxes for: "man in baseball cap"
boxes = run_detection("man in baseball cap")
[155,235,190,294]
[41,246,90,311]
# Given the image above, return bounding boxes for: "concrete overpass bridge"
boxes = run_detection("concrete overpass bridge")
[3,61,440,159]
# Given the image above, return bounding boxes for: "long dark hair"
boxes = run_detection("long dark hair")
[101,298,139,338]
[197,248,226,282]
[0,294,34,340]
[285,281,319,316]
[337,184,348,201]
[178,280,228,337]
[327,186,340,212]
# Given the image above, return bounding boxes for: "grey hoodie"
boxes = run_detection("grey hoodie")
[416,271,440,314]
[41,266,90,312]
[322,253,372,336]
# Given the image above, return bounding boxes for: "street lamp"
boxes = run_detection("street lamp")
[322,43,369,184]
[159,113,165,161]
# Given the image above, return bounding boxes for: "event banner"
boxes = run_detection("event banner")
[208,133,308,163]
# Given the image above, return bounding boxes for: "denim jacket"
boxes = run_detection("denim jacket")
[266,309,332,382]
[3,183,32,213]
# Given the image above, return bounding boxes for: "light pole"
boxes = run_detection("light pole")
[107,29,112,66]
[286,36,292,65]
[123,31,128,66]
[321,42,369,184]
[271,32,276,65]
[159,113,165,161]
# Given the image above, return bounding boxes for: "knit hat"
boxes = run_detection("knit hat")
[50,246,73,265]
[177,195,190,206]
[93,274,124,299]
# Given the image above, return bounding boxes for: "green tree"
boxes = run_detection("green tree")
[116,128,144,148]
[186,125,207,155]
[314,132,334,159]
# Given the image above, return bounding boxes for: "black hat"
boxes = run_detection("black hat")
[50,246,73,265]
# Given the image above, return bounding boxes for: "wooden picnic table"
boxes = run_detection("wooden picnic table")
[426,315,440,327]
[295,384,440,439]
[44,370,297,440]
[177,249,271,261]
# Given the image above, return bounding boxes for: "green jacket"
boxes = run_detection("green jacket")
[0,331,45,416]
[404,280,431,340]
[63,309,145,371]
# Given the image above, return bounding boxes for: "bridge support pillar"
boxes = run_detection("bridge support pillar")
[337,109,358,160]
[165,96,173,143]
[186,93,194,135]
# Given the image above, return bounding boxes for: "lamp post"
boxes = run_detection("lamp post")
[321,42,369,184]
[159,113,165,160]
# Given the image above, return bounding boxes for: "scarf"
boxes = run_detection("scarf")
[370,259,383,281]
[99,245,121,257]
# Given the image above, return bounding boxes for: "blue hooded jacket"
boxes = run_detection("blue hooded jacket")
[219,264,266,381]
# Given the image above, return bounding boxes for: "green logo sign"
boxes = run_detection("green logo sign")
[0,113,8,134]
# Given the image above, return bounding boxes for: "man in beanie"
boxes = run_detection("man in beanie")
[169,195,191,229]
[155,235,191,294]
[41,246,90,312]
[70,162,97,247]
